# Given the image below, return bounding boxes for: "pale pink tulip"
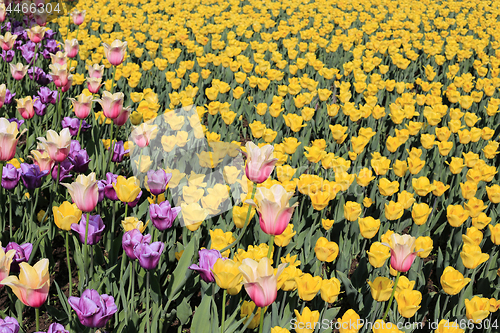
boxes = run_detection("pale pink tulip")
[10,63,29,80]
[49,63,71,88]
[16,96,35,120]
[64,39,79,58]
[0,3,6,23]
[238,257,286,308]
[31,149,55,172]
[246,184,298,235]
[71,9,86,25]
[382,233,419,273]
[102,40,127,66]
[61,173,99,212]
[0,246,16,287]
[37,128,72,162]
[86,77,102,93]
[27,25,46,43]
[131,122,158,148]
[68,93,93,119]
[95,91,124,119]
[0,83,6,108]
[87,64,104,78]
[0,117,22,161]
[49,51,67,66]
[243,141,278,183]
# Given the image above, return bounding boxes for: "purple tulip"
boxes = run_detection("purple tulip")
[44,39,60,53]
[4,89,15,105]
[45,29,57,39]
[46,322,69,333]
[2,164,21,190]
[189,249,225,283]
[0,316,19,333]
[68,289,117,328]
[133,241,164,270]
[51,158,74,181]
[4,242,32,273]
[149,200,180,231]
[127,190,142,208]
[20,163,49,190]
[101,172,118,201]
[69,145,91,173]
[146,169,172,196]
[33,98,47,116]
[71,215,105,245]
[37,86,58,104]
[97,180,105,202]
[111,141,129,163]
[122,229,151,260]
[1,50,14,62]
[62,117,91,136]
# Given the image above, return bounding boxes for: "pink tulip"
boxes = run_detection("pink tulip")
[49,63,71,88]
[131,123,158,148]
[61,173,99,212]
[0,247,16,286]
[87,64,104,79]
[238,257,286,308]
[0,32,17,50]
[16,96,35,120]
[37,128,72,163]
[0,84,6,108]
[86,77,102,94]
[382,233,419,273]
[0,3,6,23]
[68,93,93,119]
[243,142,278,184]
[102,40,127,66]
[49,51,67,66]
[0,117,22,161]
[64,39,79,58]
[61,75,73,93]
[95,91,124,119]
[246,184,298,236]
[113,105,132,126]
[27,26,46,44]
[10,63,29,80]
[31,149,55,172]
[71,9,86,25]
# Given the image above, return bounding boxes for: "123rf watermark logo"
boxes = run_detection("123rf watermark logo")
[290,318,499,331]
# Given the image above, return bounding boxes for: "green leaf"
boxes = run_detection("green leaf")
[191,293,212,333]
[166,231,198,301]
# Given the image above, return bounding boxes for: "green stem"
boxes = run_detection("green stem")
[110,65,117,94]
[126,261,133,312]
[8,192,12,240]
[35,307,39,331]
[221,290,226,333]
[76,119,82,142]
[104,123,115,177]
[219,183,257,254]
[146,270,151,333]
[267,236,274,259]
[382,271,401,322]
[83,213,90,287]
[65,232,72,297]
[258,307,265,333]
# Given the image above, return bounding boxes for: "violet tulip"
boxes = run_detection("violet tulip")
[111,141,129,163]
[133,241,164,270]
[2,164,21,190]
[20,163,48,190]
[68,289,117,328]
[71,214,105,245]
[0,316,20,333]
[149,200,180,231]
[3,242,32,273]
[146,169,171,196]
[46,322,69,333]
[189,249,224,282]
[122,229,151,260]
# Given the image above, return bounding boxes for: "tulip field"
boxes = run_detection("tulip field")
[2,0,500,332]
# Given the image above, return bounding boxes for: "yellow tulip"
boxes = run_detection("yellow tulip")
[113,176,141,203]
[465,296,490,323]
[293,307,320,333]
[395,289,422,318]
[314,237,339,262]
[460,244,489,269]
[322,219,334,230]
[344,201,362,221]
[367,242,391,268]
[212,259,242,295]
[337,309,363,333]
[209,229,235,257]
[367,277,393,302]
[320,277,341,303]
[414,236,433,258]
[295,273,322,301]
[440,266,470,295]
[275,224,296,247]
[52,201,82,231]
[358,217,380,239]
[121,217,148,233]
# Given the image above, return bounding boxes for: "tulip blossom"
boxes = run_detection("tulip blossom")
[133,241,164,270]
[71,9,86,25]
[49,63,72,88]
[246,184,298,235]
[64,39,79,58]
[0,246,15,286]
[20,163,49,190]
[71,214,105,245]
[0,32,17,51]
[49,51,68,66]
[68,289,117,328]
[10,63,29,80]
[382,233,419,273]
[95,91,124,119]
[149,200,180,231]
[31,149,54,172]
[189,249,225,283]
[2,164,21,190]
[130,122,158,148]
[68,93,93,119]
[122,229,151,260]
[112,176,141,202]
[146,169,172,196]
[0,117,22,161]
[86,77,102,93]
[102,40,128,66]
[238,257,286,307]
[87,64,104,78]
[1,258,50,308]
[37,128,72,162]
[61,172,99,212]
[27,26,46,43]
[0,83,6,108]
[16,96,35,120]
[242,141,278,183]
[3,242,32,274]
[53,201,82,231]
